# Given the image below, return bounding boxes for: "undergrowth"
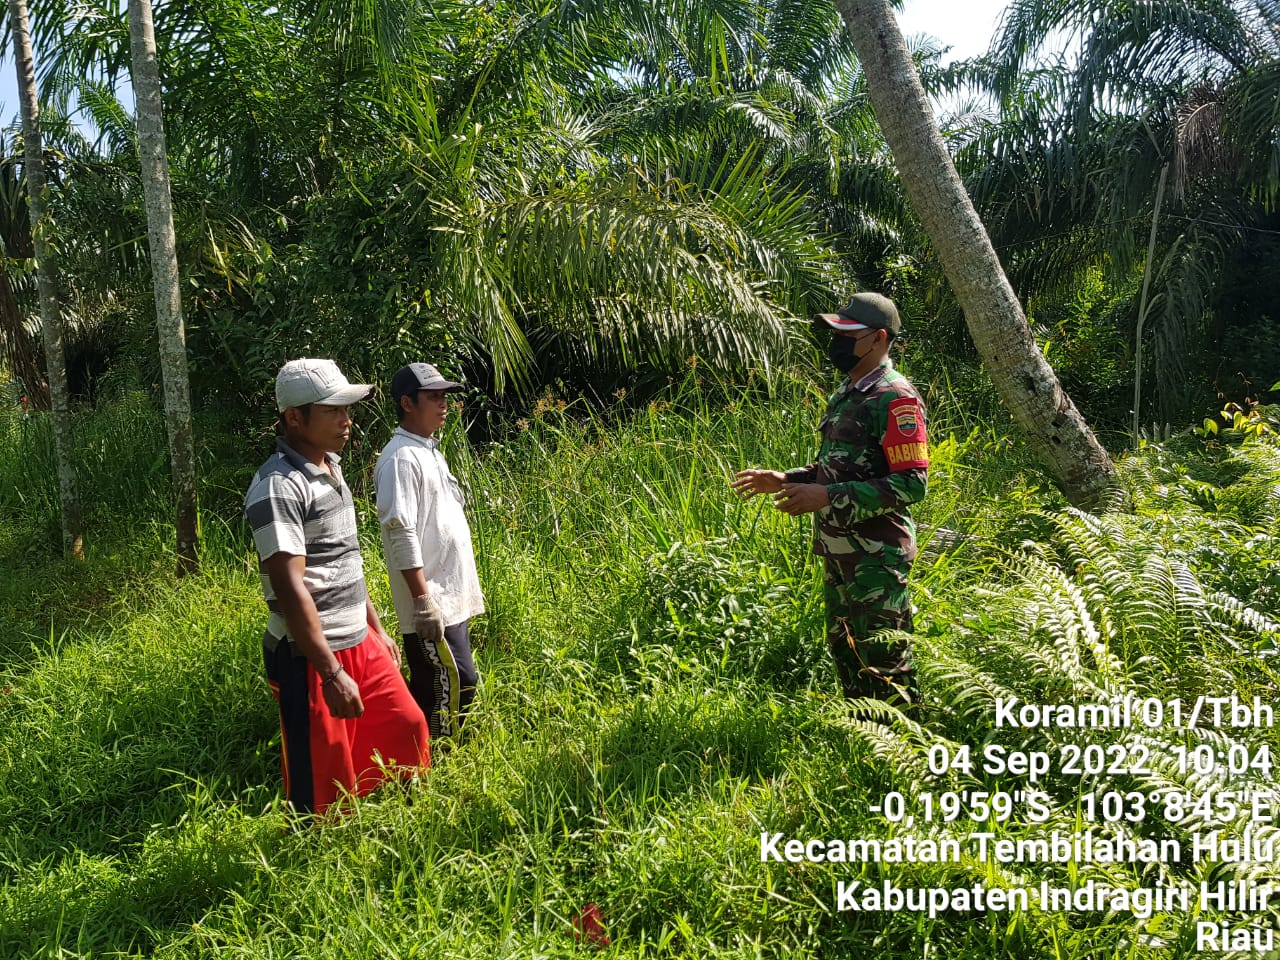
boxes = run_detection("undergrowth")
[1,372,1276,958]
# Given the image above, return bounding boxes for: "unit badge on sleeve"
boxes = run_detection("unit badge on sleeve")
[882,397,929,471]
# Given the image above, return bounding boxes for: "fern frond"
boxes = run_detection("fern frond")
[1130,553,1181,638]
[1171,560,1212,641]
[927,651,1022,722]
[1206,592,1280,650]
[1006,549,1126,685]
[836,713,930,784]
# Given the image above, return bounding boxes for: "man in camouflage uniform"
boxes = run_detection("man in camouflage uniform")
[732,293,928,705]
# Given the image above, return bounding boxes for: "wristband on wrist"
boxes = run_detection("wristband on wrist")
[321,663,344,688]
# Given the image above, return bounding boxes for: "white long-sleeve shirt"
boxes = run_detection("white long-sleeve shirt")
[374,427,485,630]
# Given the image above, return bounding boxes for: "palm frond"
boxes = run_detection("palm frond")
[75,82,135,157]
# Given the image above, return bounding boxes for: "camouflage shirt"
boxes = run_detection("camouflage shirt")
[785,360,928,559]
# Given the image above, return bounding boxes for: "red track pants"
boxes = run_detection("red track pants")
[266,628,430,814]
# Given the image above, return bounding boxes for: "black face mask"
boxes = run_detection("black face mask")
[826,334,861,372]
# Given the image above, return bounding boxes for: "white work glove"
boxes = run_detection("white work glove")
[413,594,445,645]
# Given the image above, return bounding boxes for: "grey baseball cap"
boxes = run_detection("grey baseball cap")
[391,363,465,402]
[815,292,902,338]
[275,359,372,412]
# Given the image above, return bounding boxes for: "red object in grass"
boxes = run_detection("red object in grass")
[572,903,610,948]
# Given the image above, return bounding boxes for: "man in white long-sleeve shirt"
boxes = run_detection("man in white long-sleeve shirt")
[375,362,485,743]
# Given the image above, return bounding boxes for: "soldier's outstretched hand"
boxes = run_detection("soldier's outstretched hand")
[773,482,830,516]
[732,469,786,499]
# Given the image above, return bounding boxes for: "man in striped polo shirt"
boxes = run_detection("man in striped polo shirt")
[245,358,429,814]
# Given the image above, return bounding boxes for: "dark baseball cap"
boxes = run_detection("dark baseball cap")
[390,363,465,402]
[814,292,902,338]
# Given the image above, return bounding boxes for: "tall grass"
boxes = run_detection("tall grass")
[1,369,1276,958]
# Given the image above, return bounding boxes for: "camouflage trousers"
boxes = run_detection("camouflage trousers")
[823,553,919,706]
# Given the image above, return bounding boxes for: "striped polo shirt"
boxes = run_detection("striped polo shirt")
[244,438,368,652]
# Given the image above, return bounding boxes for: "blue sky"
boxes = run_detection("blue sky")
[0,0,1013,136]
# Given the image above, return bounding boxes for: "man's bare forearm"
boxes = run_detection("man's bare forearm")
[399,567,430,599]
[265,553,340,676]
[274,581,341,675]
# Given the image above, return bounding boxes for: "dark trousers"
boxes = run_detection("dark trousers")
[403,619,478,742]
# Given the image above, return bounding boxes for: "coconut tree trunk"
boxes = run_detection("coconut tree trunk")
[7,0,83,558]
[833,0,1118,509]
[129,0,198,575]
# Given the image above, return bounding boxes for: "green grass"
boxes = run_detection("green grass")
[1,369,1277,958]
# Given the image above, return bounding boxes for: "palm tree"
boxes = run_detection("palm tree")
[972,0,1280,426]
[587,0,908,304]
[30,0,844,398]
[128,0,198,574]
[6,0,84,558]
[393,0,854,390]
[832,0,1119,508]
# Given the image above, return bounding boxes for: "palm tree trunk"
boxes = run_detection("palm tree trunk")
[7,0,84,558]
[129,0,199,575]
[833,0,1119,509]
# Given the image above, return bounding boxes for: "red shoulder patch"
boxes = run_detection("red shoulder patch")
[882,397,929,471]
